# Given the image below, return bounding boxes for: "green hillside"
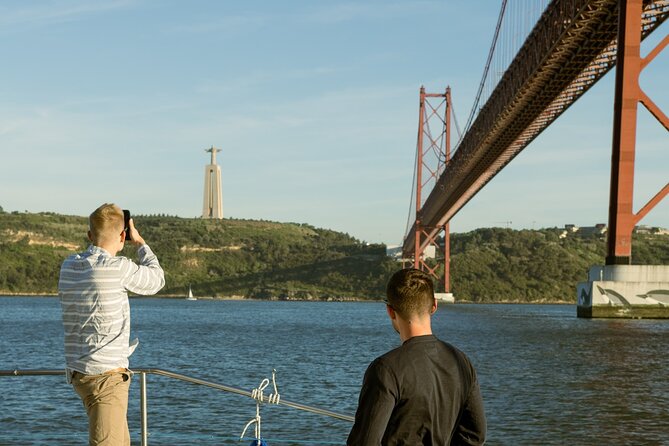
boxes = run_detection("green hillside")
[0,210,667,302]
[448,227,668,302]
[0,211,395,299]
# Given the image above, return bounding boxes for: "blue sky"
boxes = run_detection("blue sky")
[1,1,667,245]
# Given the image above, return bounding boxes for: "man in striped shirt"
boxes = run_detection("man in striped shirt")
[59,203,165,445]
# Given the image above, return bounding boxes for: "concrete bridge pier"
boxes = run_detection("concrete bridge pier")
[435,293,454,304]
[577,265,669,318]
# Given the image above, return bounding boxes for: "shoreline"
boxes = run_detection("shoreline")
[0,293,573,304]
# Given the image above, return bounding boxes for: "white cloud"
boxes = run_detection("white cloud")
[0,0,135,29]
[295,1,447,25]
[195,67,339,95]
[170,14,267,34]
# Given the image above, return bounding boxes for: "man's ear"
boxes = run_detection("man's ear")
[430,298,438,315]
[87,230,93,242]
[386,304,396,320]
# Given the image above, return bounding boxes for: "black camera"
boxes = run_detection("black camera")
[123,210,132,241]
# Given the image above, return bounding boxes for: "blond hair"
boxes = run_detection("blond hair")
[89,203,124,244]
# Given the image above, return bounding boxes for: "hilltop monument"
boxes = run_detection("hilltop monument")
[202,146,223,219]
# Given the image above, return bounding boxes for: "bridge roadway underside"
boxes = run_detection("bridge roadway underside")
[404,0,668,256]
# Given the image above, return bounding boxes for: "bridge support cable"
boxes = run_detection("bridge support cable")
[406,87,453,293]
[403,133,420,243]
[460,0,508,146]
[459,0,552,150]
[607,0,669,264]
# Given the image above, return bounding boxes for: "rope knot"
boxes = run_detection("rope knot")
[240,369,281,443]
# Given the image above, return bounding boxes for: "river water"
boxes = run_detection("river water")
[1,297,667,445]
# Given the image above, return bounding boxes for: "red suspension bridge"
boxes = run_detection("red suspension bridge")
[401,0,668,310]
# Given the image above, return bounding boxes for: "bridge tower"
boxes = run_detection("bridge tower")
[606,0,668,265]
[577,0,669,318]
[409,86,453,301]
[202,146,223,219]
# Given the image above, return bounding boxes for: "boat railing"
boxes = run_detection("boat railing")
[0,368,354,445]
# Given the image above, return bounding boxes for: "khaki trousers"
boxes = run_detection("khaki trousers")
[72,370,132,446]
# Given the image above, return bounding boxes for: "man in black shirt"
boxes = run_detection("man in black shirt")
[348,268,486,445]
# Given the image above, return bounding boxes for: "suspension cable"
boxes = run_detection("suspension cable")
[403,120,420,242]
[457,0,508,149]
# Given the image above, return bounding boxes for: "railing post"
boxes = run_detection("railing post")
[140,372,148,446]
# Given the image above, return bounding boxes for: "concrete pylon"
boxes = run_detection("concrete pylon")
[577,265,669,319]
[202,146,223,219]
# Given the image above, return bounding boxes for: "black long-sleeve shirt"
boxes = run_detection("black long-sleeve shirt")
[348,335,486,445]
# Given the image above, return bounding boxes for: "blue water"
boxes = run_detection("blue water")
[1,297,668,445]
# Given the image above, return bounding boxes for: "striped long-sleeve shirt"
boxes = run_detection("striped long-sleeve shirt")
[59,244,165,378]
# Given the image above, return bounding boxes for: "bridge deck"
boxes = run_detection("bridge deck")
[404,0,668,256]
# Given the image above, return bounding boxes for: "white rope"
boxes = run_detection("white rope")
[240,370,281,442]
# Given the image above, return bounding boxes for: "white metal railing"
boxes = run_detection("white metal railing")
[0,368,354,445]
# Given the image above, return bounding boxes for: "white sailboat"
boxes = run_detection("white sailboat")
[186,285,197,301]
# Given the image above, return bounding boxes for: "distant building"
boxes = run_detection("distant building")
[423,245,436,259]
[202,146,223,219]
[579,224,607,237]
[386,245,403,259]
[561,223,607,238]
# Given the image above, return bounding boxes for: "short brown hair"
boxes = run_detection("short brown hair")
[386,268,435,317]
[89,203,124,244]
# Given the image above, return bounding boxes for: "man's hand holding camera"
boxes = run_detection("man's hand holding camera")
[126,218,146,246]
